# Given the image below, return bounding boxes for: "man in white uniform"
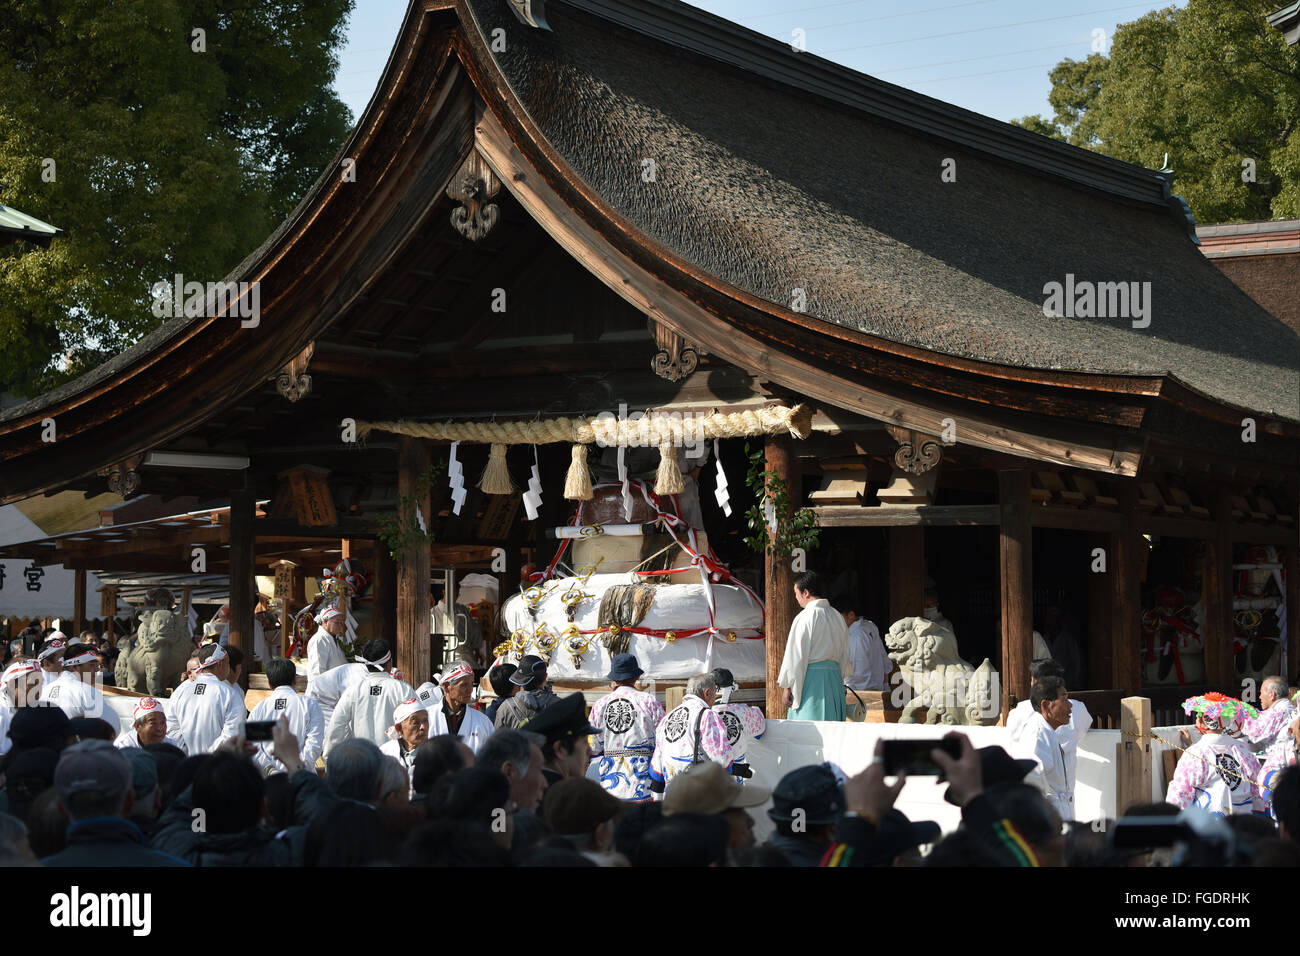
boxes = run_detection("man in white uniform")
[306,605,348,681]
[589,654,664,802]
[248,658,324,774]
[114,697,184,750]
[166,644,246,754]
[1167,693,1261,816]
[427,663,493,754]
[380,696,429,780]
[42,643,107,721]
[650,672,732,792]
[1010,675,1075,821]
[1006,661,1093,761]
[306,658,372,728]
[0,659,44,757]
[324,639,413,754]
[777,572,851,721]
[838,603,891,691]
[1242,676,1296,754]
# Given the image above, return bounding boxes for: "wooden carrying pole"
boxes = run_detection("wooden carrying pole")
[765,432,796,718]
[1117,695,1153,815]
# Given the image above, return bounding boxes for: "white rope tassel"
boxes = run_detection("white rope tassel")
[713,439,732,517]
[447,441,467,516]
[618,445,633,522]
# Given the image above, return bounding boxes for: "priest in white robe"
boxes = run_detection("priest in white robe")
[777,572,850,721]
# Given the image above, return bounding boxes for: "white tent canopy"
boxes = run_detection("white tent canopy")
[0,504,125,621]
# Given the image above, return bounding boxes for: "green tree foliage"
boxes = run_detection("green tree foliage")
[0,0,354,396]
[1011,1,1300,224]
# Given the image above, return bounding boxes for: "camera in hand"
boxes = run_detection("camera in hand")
[881,737,962,776]
[244,720,275,742]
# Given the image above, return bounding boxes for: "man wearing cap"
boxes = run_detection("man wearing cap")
[494,654,558,730]
[590,653,664,802]
[380,696,429,784]
[41,642,107,721]
[306,604,348,681]
[526,692,597,788]
[544,777,626,862]
[427,662,494,754]
[663,760,771,852]
[165,643,246,754]
[307,642,385,727]
[650,672,733,792]
[778,571,851,721]
[1009,675,1076,821]
[0,658,44,758]
[41,740,190,866]
[324,644,414,755]
[248,658,325,774]
[709,667,765,775]
[114,697,185,750]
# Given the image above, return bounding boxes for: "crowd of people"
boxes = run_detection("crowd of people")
[0,609,1298,867]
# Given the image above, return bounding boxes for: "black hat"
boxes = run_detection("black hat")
[8,706,71,751]
[524,692,598,744]
[942,745,1037,806]
[607,653,643,683]
[857,809,942,864]
[767,764,845,826]
[510,654,548,687]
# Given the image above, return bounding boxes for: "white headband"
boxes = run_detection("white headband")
[2,660,42,685]
[356,649,391,668]
[198,645,228,669]
[63,649,98,667]
[441,663,473,686]
[37,637,66,661]
[387,697,424,739]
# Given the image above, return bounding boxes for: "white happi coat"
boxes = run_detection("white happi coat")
[1010,710,1075,821]
[650,694,732,790]
[113,727,186,750]
[306,627,348,681]
[777,599,851,710]
[712,700,765,766]
[166,673,246,754]
[1006,697,1094,759]
[40,670,106,721]
[590,685,664,801]
[306,662,369,728]
[1243,699,1297,754]
[1165,733,1261,816]
[845,619,891,691]
[427,703,494,755]
[325,671,414,754]
[248,685,325,773]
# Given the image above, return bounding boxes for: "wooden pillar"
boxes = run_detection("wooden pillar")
[228,490,256,684]
[1203,488,1236,691]
[397,436,432,686]
[765,433,796,718]
[889,527,925,625]
[73,569,86,636]
[1111,481,1142,694]
[1086,531,1111,690]
[1286,477,1299,686]
[1117,695,1153,814]
[373,546,398,648]
[999,469,1032,716]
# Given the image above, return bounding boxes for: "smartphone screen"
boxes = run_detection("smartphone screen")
[244,720,275,742]
[881,737,962,775]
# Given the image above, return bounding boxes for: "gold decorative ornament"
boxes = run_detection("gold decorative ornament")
[664,631,677,643]
[725,631,737,642]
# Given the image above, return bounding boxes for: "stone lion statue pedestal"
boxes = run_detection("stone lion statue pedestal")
[884,616,999,726]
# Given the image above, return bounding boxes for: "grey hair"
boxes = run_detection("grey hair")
[326,738,387,802]
[479,729,544,778]
[686,673,717,700]
[1263,676,1290,700]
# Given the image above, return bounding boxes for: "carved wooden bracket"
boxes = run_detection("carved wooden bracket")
[886,426,943,475]
[447,151,502,241]
[275,342,314,402]
[506,0,551,30]
[649,318,703,382]
[97,454,143,498]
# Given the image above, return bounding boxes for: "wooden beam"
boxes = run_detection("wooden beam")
[999,470,1032,716]
[1032,505,1123,533]
[889,527,925,627]
[814,504,999,527]
[397,436,432,687]
[765,432,796,718]
[228,490,256,684]
[1112,482,1142,694]
[1202,489,1236,691]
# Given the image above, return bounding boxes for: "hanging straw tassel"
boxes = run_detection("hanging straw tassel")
[564,443,593,500]
[479,443,516,495]
[654,443,684,495]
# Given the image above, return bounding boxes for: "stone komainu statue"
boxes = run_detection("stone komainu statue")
[125,588,192,696]
[884,616,999,726]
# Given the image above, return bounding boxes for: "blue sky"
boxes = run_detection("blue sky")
[331,0,1187,125]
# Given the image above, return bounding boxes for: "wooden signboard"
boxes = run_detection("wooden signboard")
[477,495,520,541]
[277,466,338,527]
